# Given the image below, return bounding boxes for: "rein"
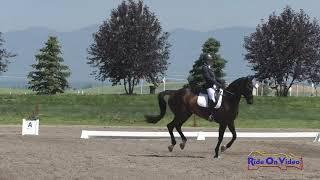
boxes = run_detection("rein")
[223,89,235,96]
[223,89,247,99]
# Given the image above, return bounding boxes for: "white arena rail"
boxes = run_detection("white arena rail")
[80,131,198,139]
[80,130,320,142]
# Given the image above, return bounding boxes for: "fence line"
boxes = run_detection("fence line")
[0,74,318,96]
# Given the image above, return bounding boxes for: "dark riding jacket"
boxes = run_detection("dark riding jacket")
[202,64,221,89]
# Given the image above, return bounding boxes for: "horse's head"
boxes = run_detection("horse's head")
[226,76,255,104]
[241,76,254,104]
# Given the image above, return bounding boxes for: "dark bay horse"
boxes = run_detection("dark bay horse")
[145,76,254,158]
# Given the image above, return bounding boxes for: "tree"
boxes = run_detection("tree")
[28,36,70,95]
[244,6,320,96]
[88,0,170,95]
[187,38,227,92]
[0,32,16,73]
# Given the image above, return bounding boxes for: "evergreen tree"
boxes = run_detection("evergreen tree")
[28,36,70,95]
[187,38,227,92]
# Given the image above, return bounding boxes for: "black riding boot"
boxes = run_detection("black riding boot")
[208,100,215,122]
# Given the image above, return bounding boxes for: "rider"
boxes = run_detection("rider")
[201,53,222,121]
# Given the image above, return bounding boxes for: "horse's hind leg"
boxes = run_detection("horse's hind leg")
[167,120,176,152]
[221,122,237,153]
[175,114,192,150]
[176,124,187,150]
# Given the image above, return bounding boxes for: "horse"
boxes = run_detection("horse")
[145,76,254,158]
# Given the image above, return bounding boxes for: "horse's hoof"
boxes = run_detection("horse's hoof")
[168,145,174,152]
[179,143,185,150]
[221,145,227,153]
[213,155,220,159]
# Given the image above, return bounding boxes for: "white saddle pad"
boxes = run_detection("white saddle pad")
[197,89,223,109]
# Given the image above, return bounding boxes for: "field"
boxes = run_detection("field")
[1,87,320,179]
[0,126,319,180]
[0,93,319,128]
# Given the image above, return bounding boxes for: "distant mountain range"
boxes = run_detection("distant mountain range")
[2,25,255,88]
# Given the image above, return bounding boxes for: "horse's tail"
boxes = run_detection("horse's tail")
[145,90,176,124]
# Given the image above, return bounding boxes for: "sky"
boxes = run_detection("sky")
[1,0,320,32]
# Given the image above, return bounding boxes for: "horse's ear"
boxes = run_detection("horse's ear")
[247,75,254,82]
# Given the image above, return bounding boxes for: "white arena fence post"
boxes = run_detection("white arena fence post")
[163,77,166,91]
[140,79,143,94]
[289,87,292,96]
[314,133,320,142]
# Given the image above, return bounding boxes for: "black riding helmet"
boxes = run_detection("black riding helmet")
[202,53,213,64]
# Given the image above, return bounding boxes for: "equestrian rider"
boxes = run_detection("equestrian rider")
[201,53,222,120]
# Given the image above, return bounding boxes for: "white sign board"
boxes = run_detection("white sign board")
[22,119,39,135]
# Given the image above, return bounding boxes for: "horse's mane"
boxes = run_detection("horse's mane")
[226,77,247,92]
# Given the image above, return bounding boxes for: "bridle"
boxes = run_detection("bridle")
[222,81,253,99]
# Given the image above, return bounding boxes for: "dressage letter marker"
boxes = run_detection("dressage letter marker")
[22,119,39,136]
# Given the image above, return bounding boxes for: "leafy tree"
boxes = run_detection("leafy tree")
[244,6,320,96]
[0,32,16,73]
[28,36,70,95]
[187,38,227,92]
[88,0,170,95]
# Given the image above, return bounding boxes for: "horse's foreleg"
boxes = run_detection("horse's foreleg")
[221,122,237,153]
[167,121,176,152]
[214,124,227,158]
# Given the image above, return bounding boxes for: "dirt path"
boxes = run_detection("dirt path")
[0,126,319,180]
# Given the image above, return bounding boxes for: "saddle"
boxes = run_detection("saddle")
[197,88,223,109]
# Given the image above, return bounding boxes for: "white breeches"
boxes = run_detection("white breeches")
[207,88,216,103]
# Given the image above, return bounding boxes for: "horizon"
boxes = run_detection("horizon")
[4,24,255,34]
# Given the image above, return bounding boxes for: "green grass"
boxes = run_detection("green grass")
[0,94,319,128]
[236,96,320,128]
